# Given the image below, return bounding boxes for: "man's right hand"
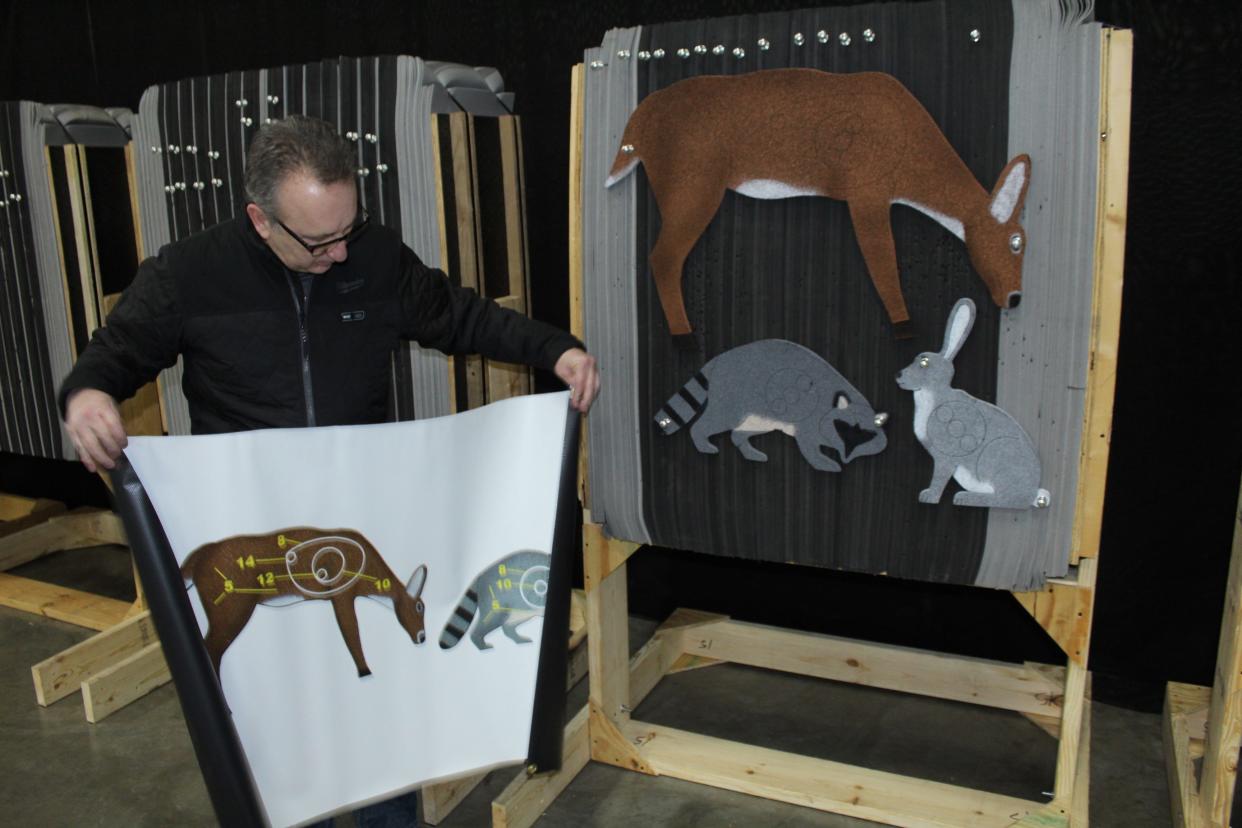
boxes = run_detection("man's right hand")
[64,388,129,473]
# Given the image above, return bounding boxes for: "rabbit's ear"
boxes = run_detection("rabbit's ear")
[941,299,976,361]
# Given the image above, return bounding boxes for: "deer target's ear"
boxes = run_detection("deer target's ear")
[941,298,976,361]
[834,391,850,409]
[406,564,427,597]
[989,155,1031,224]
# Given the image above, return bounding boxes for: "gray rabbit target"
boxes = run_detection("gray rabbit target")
[654,340,889,472]
[896,298,1050,510]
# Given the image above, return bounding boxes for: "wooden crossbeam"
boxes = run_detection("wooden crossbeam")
[31,609,158,706]
[669,616,1067,718]
[0,508,125,572]
[82,642,170,723]
[622,720,1058,828]
[0,573,130,631]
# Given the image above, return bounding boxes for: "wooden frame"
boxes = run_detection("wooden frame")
[1164,478,1242,828]
[488,26,1132,828]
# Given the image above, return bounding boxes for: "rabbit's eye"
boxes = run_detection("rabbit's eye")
[1009,233,1024,253]
[918,357,930,368]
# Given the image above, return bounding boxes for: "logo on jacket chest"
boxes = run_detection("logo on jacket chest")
[336,277,366,294]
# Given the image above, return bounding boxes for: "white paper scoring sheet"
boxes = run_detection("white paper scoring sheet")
[124,392,570,827]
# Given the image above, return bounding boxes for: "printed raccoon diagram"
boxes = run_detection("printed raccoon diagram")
[181,528,429,677]
[654,339,889,472]
[440,550,550,651]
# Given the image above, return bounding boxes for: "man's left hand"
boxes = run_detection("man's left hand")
[554,348,600,413]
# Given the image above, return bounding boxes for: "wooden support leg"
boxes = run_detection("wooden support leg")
[31,609,158,706]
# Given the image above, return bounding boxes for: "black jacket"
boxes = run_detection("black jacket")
[59,217,581,433]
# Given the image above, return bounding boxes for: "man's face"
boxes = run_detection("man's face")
[247,171,359,274]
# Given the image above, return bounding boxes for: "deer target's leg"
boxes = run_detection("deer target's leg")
[731,429,769,462]
[330,596,372,677]
[648,183,727,335]
[201,598,258,677]
[846,200,912,336]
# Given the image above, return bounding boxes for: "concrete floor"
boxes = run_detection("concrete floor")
[1,545,1175,826]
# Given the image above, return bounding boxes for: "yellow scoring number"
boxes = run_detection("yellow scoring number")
[375,577,392,591]
[256,571,276,588]
[236,554,256,570]
[495,578,513,591]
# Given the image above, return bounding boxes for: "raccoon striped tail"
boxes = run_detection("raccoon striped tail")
[439,587,480,649]
[652,371,710,435]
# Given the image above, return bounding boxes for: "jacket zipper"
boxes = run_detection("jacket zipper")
[285,270,317,427]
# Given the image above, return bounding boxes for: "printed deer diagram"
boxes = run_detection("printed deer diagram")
[654,339,889,472]
[440,550,550,651]
[181,528,429,677]
[896,298,1050,510]
[606,69,1032,337]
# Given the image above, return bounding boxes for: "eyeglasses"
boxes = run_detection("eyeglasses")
[275,208,370,255]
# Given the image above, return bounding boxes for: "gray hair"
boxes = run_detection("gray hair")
[243,115,357,217]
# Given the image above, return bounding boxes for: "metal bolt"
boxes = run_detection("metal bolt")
[186,145,198,154]
[10,193,21,202]
[175,182,187,191]
[874,412,889,427]
[712,44,725,55]
[637,50,651,61]
[693,44,707,54]
[652,48,665,59]
[817,30,830,43]
[168,144,180,153]
[164,185,174,193]
[365,133,377,144]
[793,32,805,46]
[677,47,690,58]
[970,28,981,42]
[1100,131,1108,141]
[617,49,631,59]
[241,116,253,126]
[757,37,770,51]
[1035,494,1050,509]
[589,59,605,69]
[345,131,359,141]
[863,28,876,43]
[657,416,672,428]
[357,167,370,177]
[192,181,205,190]
[267,94,280,104]
[0,169,8,177]
[235,98,248,107]
[621,144,634,154]
[211,178,223,187]
[208,150,220,160]
[919,356,930,368]
[839,32,852,46]
[1009,233,1023,252]
[375,163,388,173]
[732,47,746,58]
[150,146,161,154]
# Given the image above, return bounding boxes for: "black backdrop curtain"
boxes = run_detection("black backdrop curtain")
[1,0,1239,708]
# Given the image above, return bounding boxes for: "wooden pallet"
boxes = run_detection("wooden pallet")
[1164,479,1242,828]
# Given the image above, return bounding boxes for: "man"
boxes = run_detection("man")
[60,116,597,825]
[61,115,598,472]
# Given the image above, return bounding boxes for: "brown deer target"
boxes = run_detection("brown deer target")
[180,527,428,677]
[606,68,1032,337]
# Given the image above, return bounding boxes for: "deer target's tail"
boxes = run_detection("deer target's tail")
[604,112,646,187]
[653,370,710,435]
[439,586,480,649]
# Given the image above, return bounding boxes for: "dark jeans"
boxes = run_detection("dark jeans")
[306,789,420,827]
